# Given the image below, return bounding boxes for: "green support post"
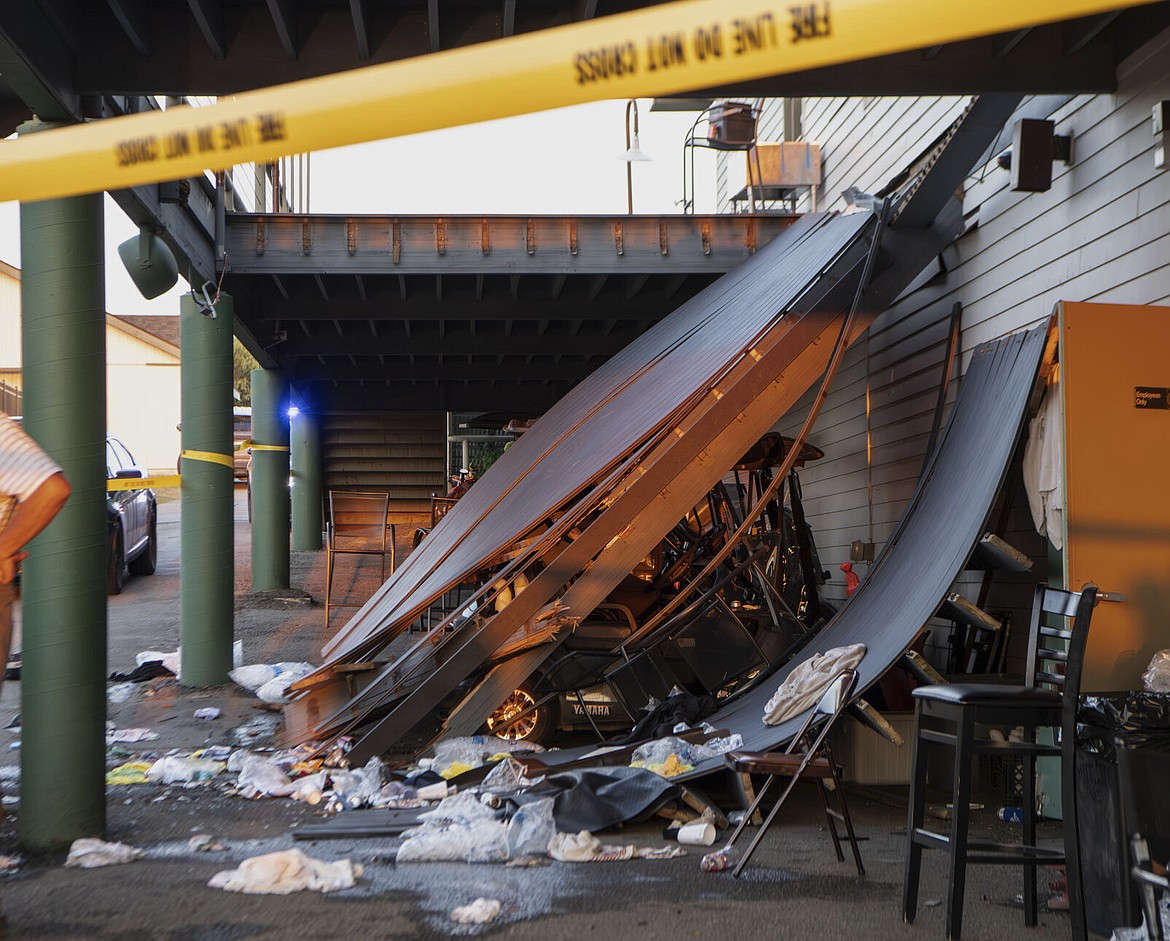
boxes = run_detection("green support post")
[18,125,108,849]
[180,292,235,686]
[290,408,322,551]
[250,369,290,590]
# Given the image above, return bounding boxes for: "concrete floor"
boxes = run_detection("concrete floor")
[0,489,1083,940]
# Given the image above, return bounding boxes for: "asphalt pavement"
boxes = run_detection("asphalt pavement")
[0,489,1080,940]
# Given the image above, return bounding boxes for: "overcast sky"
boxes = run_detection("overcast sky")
[0,99,723,317]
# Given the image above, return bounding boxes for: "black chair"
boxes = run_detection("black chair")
[721,668,865,879]
[1118,742,1170,941]
[903,582,1098,940]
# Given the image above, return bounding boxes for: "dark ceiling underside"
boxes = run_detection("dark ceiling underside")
[3,1,1169,130]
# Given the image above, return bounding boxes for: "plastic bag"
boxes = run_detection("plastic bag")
[330,757,384,809]
[430,735,546,777]
[229,662,314,697]
[290,771,328,805]
[396,818,510,863]
[146,755,225,784]
[255,663,315,703]
[505,796,555,858]
[481,757,544,794]
[631,736,721,767]
[136,649,181,674]
[419,790,498,827]
[235,754,296,797]
[700,733,744,755]
[1143,650,1170,693]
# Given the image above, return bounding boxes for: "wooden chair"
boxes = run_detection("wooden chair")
[903,583,1099,940]
[1119,743,1170,941]
[325,490,395,625]
[721,668,865,878]
[431,495,459,528]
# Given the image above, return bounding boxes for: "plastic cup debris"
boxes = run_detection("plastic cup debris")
[677,822,716,846]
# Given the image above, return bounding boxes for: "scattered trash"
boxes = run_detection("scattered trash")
[429,735,544,779]
[193,707,221,720]
[4,713,19,731]
[505,797,556,858]
[547,830,685,863]
[700,846,733,872]
[997,806,1024,823]
[106,728,159,744]
[230,713,282,747]
[108,661,175,683]
[1142,649,1170,693]
[630,736,727,778]
[676,822,716,846]
[106,761,153,785]
[229,662,314,704]
[107,683,138,704]
[450,898,502,925]
[328,757,385,809]
[291,771,328,806]
[208,849,362,894]
[397,792,509,863]
[136,649,181,675]
[188,834,227,852]
[0,855,21,870]
[64,838,144,868]
[1109,895,1170,940]
[146,756,225,784]
[235,753,296,798]
[925,898,943,908]
[416,781,450,801]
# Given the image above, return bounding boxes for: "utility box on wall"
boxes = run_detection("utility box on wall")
[749,141,823,188]
[1060,302,1170,691]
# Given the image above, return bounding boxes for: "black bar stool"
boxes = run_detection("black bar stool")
[903,582,1098,940]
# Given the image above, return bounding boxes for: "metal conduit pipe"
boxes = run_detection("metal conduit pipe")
[18,118,108,847]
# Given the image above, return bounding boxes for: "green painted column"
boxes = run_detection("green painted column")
[18,119,107,849]
[180,292,234,686]
[290,408,322,551]
[250,369,290,590]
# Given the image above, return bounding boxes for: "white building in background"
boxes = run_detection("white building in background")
[0,261,181,474]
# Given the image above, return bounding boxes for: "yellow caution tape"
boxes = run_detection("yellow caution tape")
[179,449,235,469]
[107,474,182,491]
[249,444,290,452]
[0,0,1158,203]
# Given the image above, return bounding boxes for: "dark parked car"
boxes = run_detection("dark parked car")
[105,434,157,594]
[11,421,156,594]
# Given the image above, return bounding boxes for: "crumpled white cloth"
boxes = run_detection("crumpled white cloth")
[450,898,502,924]
[208,849,362,894]
[762,644,867,726]
[1022,370,1064,550]
[547,830,685,863]
[64,838,143,868]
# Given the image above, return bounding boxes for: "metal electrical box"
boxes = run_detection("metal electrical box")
[749,141,823,188]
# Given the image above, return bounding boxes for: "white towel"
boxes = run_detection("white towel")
[1022,369,1064,550]
[762,644,867,726]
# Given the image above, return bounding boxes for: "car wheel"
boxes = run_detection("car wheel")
[485,683,556,745]
[129,509,157,576]
[107,527,125,595]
